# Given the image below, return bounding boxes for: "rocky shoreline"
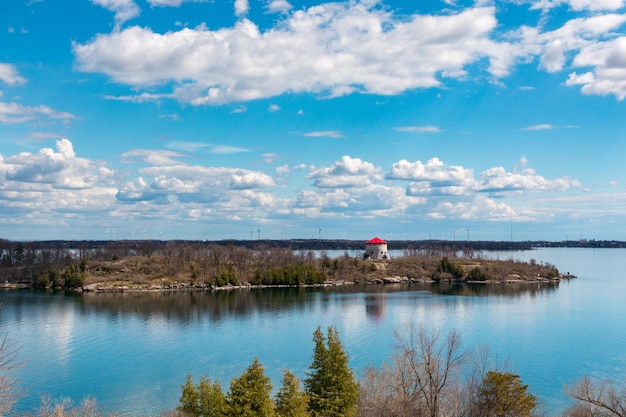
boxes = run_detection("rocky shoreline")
[76,271,576,293]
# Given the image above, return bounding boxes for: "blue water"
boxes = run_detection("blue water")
[1,248,625,416]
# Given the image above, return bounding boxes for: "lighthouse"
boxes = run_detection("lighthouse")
[365,237,390,260]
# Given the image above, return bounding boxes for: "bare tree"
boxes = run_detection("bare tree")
[0,331,23,415]
[566,376,626,417]
[359,323,466,417]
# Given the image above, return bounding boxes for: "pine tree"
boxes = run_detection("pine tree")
[476,371,538,417]
[227,357,275,417]
[276,369,310,417]
[304,326,359,417]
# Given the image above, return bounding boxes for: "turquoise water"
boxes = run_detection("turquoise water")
[1,248,625,416]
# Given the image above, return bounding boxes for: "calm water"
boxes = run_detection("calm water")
[1,248,625,416]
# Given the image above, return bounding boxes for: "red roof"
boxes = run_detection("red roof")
[366,237,387,244]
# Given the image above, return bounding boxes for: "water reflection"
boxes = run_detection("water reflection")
[55,281,562,324]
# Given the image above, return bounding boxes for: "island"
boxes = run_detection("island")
[0,238,576,292]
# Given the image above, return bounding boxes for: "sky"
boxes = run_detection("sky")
[2,0,626,242]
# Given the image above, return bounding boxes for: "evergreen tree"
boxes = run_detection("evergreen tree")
[276,369,310,417]
[475,371,538,417]
[304,326,359,417]
[179,375,228,417]
[198,376,228,417]
[179,375,201,416]
[227,357,275,417]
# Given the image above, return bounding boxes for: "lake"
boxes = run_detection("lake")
[1,247,625,416]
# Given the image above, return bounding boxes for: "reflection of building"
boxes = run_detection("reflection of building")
[364,237,390,260]
[365,294,387,323]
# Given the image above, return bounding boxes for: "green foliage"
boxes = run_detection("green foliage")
[63,264,85,288]
[304,326,359,417]
[467,266,488,281]
[180,375,201,416]
[34,268,61,289]
[198,376,228,417]
[275,370,310,417]
[252,265,326,286]
[214,265,238,287]
[436,257,465,279]
[227,357,275,417]
[475,371,537,417]
[179,375,228,417]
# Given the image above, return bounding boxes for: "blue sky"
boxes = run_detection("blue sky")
[1,0,626,242]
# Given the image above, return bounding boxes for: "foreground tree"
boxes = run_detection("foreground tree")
[566,376,626,417]
[179,375,228,417]
[475,371,538,417]
[359,323,466,417]
[275,369,310,417]
[0,332,22,415]
[304,326,359,417]
[227,357,275,417]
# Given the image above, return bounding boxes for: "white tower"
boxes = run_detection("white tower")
[365,237,390,260]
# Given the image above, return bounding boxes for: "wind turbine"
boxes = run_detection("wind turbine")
[132,229,135,240]
[465,226,472,241]
[318,227,322,241]
[142,228,147,240]
[104,228,110,240]
[257,226,261,240]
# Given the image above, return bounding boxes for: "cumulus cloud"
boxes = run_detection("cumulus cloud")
[1,139,114,189]
[307,156,383,188]
[235,0,249,16]
[0,140,118,226]
[117,164,275,203]
[73,4,503,105]
[566,36,626,100]
[0,63,27,86]
[387,158,474,185]
[478,165,582,195]
[267,0,292,13]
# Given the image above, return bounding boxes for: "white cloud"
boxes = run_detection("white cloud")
[304,131,344,138]
[307,156,383,188]
[566,36,626,100]
[147,0,207,6]
[117,164,275,203]
[267,0,292,13]
[0,102,75,124]
[0,139,116,195]
[73,4,502,105]
[478,166,582,195]
[394,126,443,133]
[235,0,249,16]
[120,149,189,165]
[521,123,555,130]
[91,0,140,27]
[268,104,281,112]
[387,158,474,185]
[0,63,26,86]
[210,145,252,154]
[525,0,624,11]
